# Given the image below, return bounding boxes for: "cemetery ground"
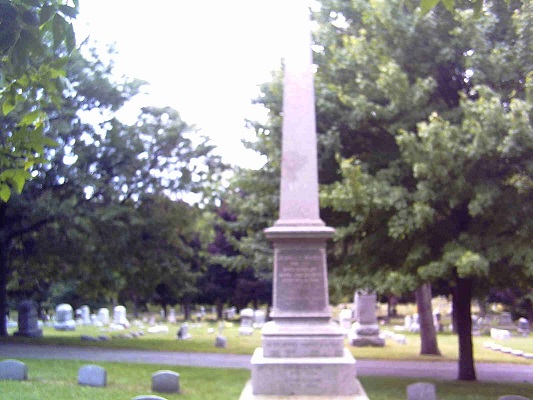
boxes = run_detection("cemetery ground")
[3,317,532,364]
[0,358,532,400]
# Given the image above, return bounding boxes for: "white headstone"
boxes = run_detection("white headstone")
[78,364,107,387]
[407,382,437,400]
[238,308,254,335]
[80,305,91,325]
[54,303,76,331]
[253,310,266,328]
[168,308,177,324]
[113,305,129,327]
[97,308,109,325]
[339,308,353,330]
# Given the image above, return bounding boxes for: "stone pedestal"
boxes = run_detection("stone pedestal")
[349,292,384,347]
[14,300,43,338]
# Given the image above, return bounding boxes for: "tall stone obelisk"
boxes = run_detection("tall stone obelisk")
[240,1,368,398]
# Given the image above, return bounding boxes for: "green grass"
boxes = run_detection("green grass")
[1,359,532,400]
[4,322,532,365]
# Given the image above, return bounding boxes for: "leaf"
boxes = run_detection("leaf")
[0,184,11,202]
[2,97,16,115]
[20,0,41,7]
[420,0,440,14]
[441,0,454,12]
[11,169,29,193]
[59,5,78,18]
[65,22,75,52]
[39,4,55,24]
[473,0,483,16]
[20,109,45,126]
[52,14,66,49]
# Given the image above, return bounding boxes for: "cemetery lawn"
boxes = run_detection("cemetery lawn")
[2,359,533,400]
[4,323,533,365]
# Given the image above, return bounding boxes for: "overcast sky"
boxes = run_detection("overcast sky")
[75,1,295,169]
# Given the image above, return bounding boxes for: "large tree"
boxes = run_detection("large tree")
[318,0,532,380]
[0,0,78,200]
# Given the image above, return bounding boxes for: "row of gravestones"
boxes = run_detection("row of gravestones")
[54,303,130,330]
[238,308,265,335]
[407,382,530,400]
[0,359,180,399]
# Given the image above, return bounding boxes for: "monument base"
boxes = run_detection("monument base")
[239,378,369,400]
[249,348,368,397]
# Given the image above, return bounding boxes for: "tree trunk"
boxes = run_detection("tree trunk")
[182,301,191,321]
[416,282,441,355]
[216,298,224,321]
[0,238,8,336]
[455,276,476,381]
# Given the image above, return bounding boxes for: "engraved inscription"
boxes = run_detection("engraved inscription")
[275,248,327,312]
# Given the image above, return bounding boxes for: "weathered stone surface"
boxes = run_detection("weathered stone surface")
[407,382,437,400]
[78,364,107,387]
[251,348,361,396]
[0,359,27,380]
[152,370,180,393]
[215,335,227,348]
[14,300,43,337]
[498,396,530,400]
[350,336,385,347]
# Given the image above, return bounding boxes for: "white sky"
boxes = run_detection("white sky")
[75,1,293,169]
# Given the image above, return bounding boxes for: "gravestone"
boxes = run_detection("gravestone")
[0,359,27,380]
[168,308,177,324]
[54,303,76,331]
[238,308,254,335]
[339,308,353,331]
[14,300,43,337]
[407,382,437,400]
[517,318,530,336]
[404,315,413,331]
[97,308,110,325]
[177,323,191,339]
[215,334,227,348]
[152,370,180,393]
[80,305,91,325]
[410,313,421,333]
[349,291,385,347]
[498,312,516,330]
[253,310,266,329]
[113,305,130,327]
[78,364,107,387]
[244,2,367,398]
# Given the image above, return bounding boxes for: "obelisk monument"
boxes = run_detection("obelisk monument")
[240,1,368,398]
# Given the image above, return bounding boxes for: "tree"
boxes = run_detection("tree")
[0,0,78,200]
[318,0,532,380]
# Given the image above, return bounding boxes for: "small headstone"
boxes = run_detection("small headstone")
[80,305,91,325]
[0,359,27,380]
[78,364,107,387]
[177,323,191,339]
[97,308,110,325]
[253,310,266,329]
[54,303,76,331]
[14,300,43,337]
[406,382,437,400]
[349,290,384,347]
[499,312,514,326]
[132,396,168,400]
[152,370,180,393]
[404,315,413,331]
[215,335,227,348]
[339,308,353,331]
[498,396,530,400]
[517,318,530,336]
[238,308,254,335]
[113,305,130,327]
[168,308,177,324]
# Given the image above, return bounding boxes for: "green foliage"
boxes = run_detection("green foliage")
[0,0,78,201]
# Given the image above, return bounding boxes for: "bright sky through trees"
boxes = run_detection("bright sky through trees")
[75,0,293,169]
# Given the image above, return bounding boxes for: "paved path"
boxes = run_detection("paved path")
[1,343,531,384]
